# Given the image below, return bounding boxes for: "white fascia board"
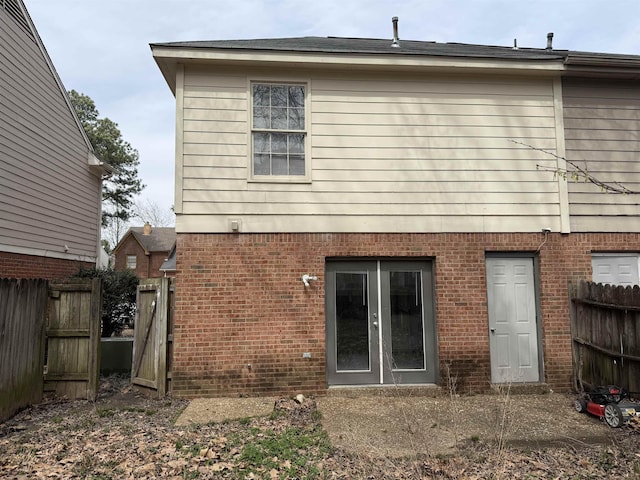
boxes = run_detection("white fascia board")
[152,47,565,78]
[88,152,115,176]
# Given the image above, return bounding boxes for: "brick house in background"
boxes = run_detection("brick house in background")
[113,224,176,278]
[151,22,640,397]
[0,0,111,279]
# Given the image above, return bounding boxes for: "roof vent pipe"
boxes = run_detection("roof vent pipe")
[391,16,400,48]
[546,32,553,50]
[513,38,518,50]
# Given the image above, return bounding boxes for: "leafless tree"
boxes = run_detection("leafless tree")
[101,199,174,253]
[132,198,175,227]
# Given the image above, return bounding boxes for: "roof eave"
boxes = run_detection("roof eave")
[111,230,135,255]
[88,152,115,176]
[564,53,640,79]
[151,45,566,93]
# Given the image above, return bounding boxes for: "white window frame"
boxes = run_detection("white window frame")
[126,255,137,270]
[248,80,310,183]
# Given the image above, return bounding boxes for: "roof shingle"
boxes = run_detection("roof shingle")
[128,227,175,253]
[151,36,568,61]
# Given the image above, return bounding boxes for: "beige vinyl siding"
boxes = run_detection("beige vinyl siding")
[563,78,640,232]
[178,66,561,233]
[180,69,248,209]
[0,10,100,259]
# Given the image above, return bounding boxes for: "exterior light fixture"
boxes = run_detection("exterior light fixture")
[301,274,318,287]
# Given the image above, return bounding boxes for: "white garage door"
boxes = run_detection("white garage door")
[592,254,639,286]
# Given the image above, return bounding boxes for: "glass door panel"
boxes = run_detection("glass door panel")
[335,272,370,371]
[326,262,379,385]
[380,261,435,385]
[389,271,425,370]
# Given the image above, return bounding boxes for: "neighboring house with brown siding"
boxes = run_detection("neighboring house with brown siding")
[152,22,640,397]
[113,224,176,278]
[0,0,110,279]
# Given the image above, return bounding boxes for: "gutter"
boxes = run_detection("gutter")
[564,53,640,68]
[88,152,116,176]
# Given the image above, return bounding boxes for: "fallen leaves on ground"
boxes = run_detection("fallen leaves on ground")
[0,377,639,479]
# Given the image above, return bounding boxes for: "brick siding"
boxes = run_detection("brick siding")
[0,251,93,280]
[113,238,170,278]
[172,232,640,397]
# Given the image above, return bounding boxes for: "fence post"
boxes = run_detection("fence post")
[156,277,169,397]
[88,277,102,401]
[568,281,578,391]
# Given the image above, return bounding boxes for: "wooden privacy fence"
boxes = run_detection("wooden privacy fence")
[0,277,101,421]
[570,280,640,392]
[0,278,48,422]
[45,278,102,400]
[131,277,173,398]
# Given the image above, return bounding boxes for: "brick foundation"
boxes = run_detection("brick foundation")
[172,232,640,397]
[0,251,93,280]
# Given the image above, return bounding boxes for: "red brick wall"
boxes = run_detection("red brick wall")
[149,252,175,278]
[113,238,170,278]
[114,238,146,277]
[0,251,93,280]
[172,232,640,397]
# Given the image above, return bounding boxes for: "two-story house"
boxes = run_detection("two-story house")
[0,0,110,279]
[113,223,176,278]
[151,23,640,397]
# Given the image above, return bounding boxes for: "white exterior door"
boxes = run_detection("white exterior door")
[592,254,640,286]
[486,257,540,383]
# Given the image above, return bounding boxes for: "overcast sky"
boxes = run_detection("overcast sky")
[23,0,640,222]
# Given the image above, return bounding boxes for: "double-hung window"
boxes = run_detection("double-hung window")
[251,83,306,178]
[126,255,137,270]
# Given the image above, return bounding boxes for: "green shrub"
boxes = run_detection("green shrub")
[76,267,139,337]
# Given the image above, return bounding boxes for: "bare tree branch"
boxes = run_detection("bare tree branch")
[511,140,638,194]
[132,198,175,227]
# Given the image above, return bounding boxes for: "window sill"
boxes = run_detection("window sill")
[248,175,311,184]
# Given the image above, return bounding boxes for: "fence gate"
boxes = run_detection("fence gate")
[131,278,173,397]
[45,278,101,400]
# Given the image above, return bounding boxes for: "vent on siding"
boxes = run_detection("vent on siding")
[2,0,35,41]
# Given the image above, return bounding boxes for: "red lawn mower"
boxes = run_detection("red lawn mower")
[575,385,640,428]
